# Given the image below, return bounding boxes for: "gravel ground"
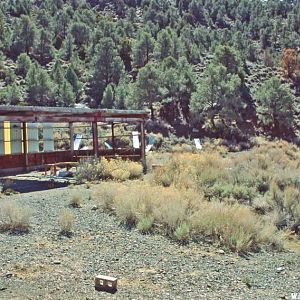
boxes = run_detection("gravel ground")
[0,186,299,300]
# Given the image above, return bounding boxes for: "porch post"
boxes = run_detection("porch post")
[111,122,115,152]
[69,122,74,157]
[140,120,146,170]
[92,119,99,158]
[22,122,28,171]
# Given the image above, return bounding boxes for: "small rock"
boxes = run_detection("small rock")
[53,260,61,265]
[5,273,13,278]
[276,266,285,273]
[91,205,98,211]
[217,250,225,255]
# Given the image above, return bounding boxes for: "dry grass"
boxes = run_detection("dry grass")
[76,158,143,182]
[92,182,120,211]
[190,201,282,252]
[87,140,300,252]
[69,193,82,208]
[152,141,300,226]
[59,209,75,236]
[91,183,282,252]
[0,200,32,233]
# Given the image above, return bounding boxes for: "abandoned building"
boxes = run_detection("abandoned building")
[0,105,148,175]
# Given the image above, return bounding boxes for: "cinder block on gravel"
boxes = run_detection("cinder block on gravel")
[95,275,117,293]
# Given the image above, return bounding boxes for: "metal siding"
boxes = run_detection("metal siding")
[0,122,4,155]
[43,123,54,152]
[10,122,22,154]
[27,123,39,153]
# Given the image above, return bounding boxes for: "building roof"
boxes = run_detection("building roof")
[0,105,148,123]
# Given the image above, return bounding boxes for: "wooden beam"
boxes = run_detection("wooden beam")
[0,116,96,123]
[22,122,28,171]
[69,122,74,156]
[92,121,99,158]
[111,123,115,152]
[101,117,145,123]
[140,121,146,170]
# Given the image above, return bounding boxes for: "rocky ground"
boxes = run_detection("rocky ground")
[0,186,299,300]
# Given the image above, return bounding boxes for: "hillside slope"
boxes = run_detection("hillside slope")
[0,0,299,140]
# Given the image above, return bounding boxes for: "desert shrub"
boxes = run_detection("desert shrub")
[153,142,300,229]
[252,196,272,214]
[174,222,190,243]
[171,144,194,153]
[109,183,282,251]
[266,181,284,211]
[76,158,143,182]
[114,189,140,226]
[112,184,199,231]
[283,186,300,220]
[126,161,144,179]
[190,201,281,252]
[153,167,173,187]
[151,188,199,232]
[152,152,227,190]
[92,182,120,211]
[59,209,75,236]
[211,183,256,205]
[70,193,82,208]
[0,201,32,233]
[76,159,104,182]
[111,169,131,181]
[201,139,229,155]
[137,216,154,234]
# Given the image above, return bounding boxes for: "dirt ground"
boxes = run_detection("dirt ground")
[0,186,299,300]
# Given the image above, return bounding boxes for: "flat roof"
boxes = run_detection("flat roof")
[0,105,148,123]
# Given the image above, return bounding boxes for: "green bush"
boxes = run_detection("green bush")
[174,222,190,243]
[137,216,154,234]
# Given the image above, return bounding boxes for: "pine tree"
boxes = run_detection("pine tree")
[71,22,90,48]
[155,28,173,60]
[255,77,295,134]
[102,84,115,108]
[26,63,55,106]
[51,60,65,85]
[35,29,53,64]
[61,33,75,61]
[0,83,22,105]
[126,62,160,119]
[10,15,36,56]
[90,37,124,106]
[132,30,155,67]
[16,53,31,76]
[66,65,81,100]
[191,62,244,128]
[188,0,206,25]
[119,37,132,72]
[57,80,75,107]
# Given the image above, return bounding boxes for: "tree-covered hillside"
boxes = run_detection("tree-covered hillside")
[0,0,299,139]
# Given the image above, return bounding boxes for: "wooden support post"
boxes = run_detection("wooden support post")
[69,122,74,157]
[140,120,146,171]
[92,120,99,158]
[22,122,28,171]
[111,123,115,152]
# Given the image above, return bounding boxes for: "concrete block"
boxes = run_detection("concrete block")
[95,275,117,293]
